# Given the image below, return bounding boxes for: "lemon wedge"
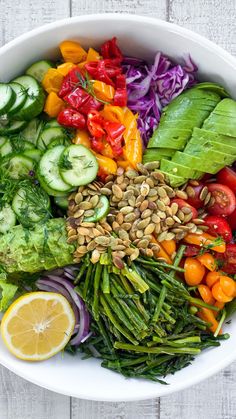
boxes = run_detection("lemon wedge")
[1,292,75,361]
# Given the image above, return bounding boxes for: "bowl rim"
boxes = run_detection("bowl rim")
[0,13,236,401]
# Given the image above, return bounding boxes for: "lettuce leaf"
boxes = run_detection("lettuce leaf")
[0,274,18,311]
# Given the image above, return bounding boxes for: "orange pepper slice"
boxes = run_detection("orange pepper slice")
[151,236,173,265]
[73,130,91,148]
[57,62,76,76]
[44,92,65,117]
[93,81,115,102]
[198,307,221,334]
[184,232,226,253]
[42,68,64,94]
[87,47,100,62]
[161,240,176,257]
[59,40,87,63]
[92,151,117,175]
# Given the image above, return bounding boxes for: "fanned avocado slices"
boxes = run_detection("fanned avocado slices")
[191,82,230,98]
[203,99,236,137]
[172,151,223,174]
[160,159,202,179]
[143,148,175,163]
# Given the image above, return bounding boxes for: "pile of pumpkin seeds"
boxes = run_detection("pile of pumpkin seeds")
[66,162,204,267]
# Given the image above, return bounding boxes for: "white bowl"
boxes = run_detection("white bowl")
[0,13,236,401]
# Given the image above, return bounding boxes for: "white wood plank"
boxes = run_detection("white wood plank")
[0,367,70,419]
[160,361,236,419]
[0,0,70,46]
[168,0,236,56]
[71,0,167,19]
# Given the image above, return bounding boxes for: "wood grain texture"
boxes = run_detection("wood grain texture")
[168,0,236,56]
[0,1,236,418]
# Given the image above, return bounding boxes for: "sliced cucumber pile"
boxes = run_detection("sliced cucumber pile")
[145,84,236,187]
[0,83,16,115]
[12,75,45,120]
[1,154,35,179]
[26,60,54,82]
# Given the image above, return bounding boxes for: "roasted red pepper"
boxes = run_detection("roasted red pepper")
[91,138,104,154]
[57,108,86,129]
[103,121,125,139]
[101,37,123,62]
[58,67,82,98]
[113,74,127,106]
[87,110,105,138]
[64,87,101,114]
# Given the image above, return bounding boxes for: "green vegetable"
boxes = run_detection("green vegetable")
[0,218,75,273]
[0,274,18,311]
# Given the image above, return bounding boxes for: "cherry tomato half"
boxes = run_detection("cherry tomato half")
[186,182,205,209]
[215,244,236,275]
[184,257,205,286]
[197,253,217,271]
[171,198,198,219]
[203,215,232,243]
[217,166,236,194]
[207,183,236,216]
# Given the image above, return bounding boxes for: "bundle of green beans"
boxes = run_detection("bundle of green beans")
[68,246,229,383]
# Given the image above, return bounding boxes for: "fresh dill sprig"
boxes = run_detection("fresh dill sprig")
[198,236,224,255]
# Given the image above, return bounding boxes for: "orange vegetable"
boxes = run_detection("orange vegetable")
[123,136,143,170]
[184,257,205,286]
[44,92,65,117]
[212,281,233,303]
[93,81,115,102]
[87,47,100,62]
[57,62,76,76]
[198,307,221,334]
[215,301,225,310]
[100,142,114,159]
[184,232,226,253]
[198,284,215,305]
[151,236,172,265]
[73,130,91,148]
[206,271,222,288]
[42,68,64,94]
[219,276,236,297]
[92,152,117,175]
[197,253,217,271]
[59,40,87,63]
[161,240,176,257]
[117,160,132,169]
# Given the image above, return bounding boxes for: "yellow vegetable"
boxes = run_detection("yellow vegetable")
[57,62,76,76]
[59,40,87,63]
[93,81,115,102]
[44,92,65,117]
[42,68,64,94]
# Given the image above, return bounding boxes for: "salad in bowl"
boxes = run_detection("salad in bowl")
[0,29,236,389]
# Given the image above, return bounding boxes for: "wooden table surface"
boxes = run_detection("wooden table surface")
[0,0,236,418]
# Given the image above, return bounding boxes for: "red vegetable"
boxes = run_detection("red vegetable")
[171,198,198,219]
[184,244,200,257]
[203,215,232,243]
[217,166,236,194]
[58,67,81,98]
[57,108,86,129]
[101,37,123,61]
[215,244,236,274]
[113,74,127,106]
[103,121,125,157]
[186,182,205,209]
[207,183,236,216]
[87,110,105,138]
[227,208,236,231]
[64,87,101,114]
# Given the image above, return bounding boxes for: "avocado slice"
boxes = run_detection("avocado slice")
[143,148,175,163]
[188,137,236,155]
[184,142,235,166]
[203,98,236,137]
[160,158,202,179]
[148,87,221,149]
[160,171,187,187]
[172,151,223,174]
[191,128,236,151]
[191,82,229,98]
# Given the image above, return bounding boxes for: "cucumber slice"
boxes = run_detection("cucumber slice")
[12,184,51,227]
[37,127,67,150]
[7,82,27,116]
[0,119,28,135]
[0,138,13,157]
[26,60,54,82]
[12,75,45,120]
[37,172,71,197]
[0,204,16,233]
[54,195,69,210]
[0,83,15,115]
[1,154,34,179]
[23,148,42,162]
[59,144,98,186]
[20,118,43,144]
[45,119,61,128]
[84,196,110,222]
[0,136,7,149]
[48,137,70,149]
[38,145,71,192]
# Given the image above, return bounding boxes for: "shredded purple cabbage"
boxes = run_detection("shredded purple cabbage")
[122,53,198,146]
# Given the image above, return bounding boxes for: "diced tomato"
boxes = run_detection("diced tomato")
[186,182,205,209]
[171,198,198,219]
[227,208,236,232]
[217,166,236,194]
[207,183,236,216]
[203,215,232,243]
[215,244,236,274]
